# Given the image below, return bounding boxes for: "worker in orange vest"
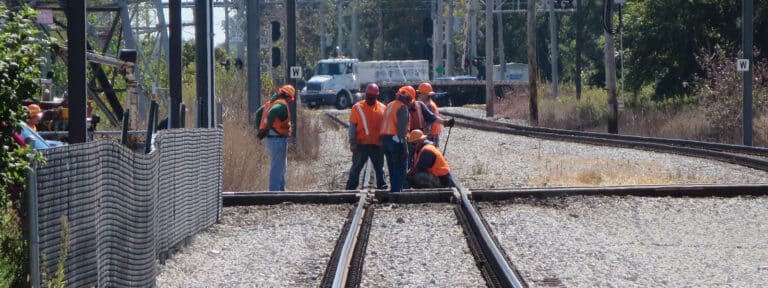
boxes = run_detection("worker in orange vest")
[26,104,44,131]
[416,82,454,147]
[406,129,454,188]
[345,83,388,190]
[380,86,413,192]
[256,84,296,191]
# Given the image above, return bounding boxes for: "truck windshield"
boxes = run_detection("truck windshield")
[315,63,345,76]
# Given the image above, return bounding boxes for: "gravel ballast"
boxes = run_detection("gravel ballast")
[361,203,486,287]
[479,196,768,287]
[156,204,351,287]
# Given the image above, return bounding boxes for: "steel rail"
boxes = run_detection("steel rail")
[441,111,768,158]
[452,180,527,288]
[468,184,768,201]
[445,113,768,172]
[222,191,359,206]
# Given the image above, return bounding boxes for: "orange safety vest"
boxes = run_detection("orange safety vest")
[426,100,441,136]
[409,101,426,131]
[350,100,385,145]
[259,98,292,136]
[414,144,450,177]
[380,100,408,136]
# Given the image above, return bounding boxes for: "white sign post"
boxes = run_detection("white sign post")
[737,59,750,72]
[290,66,302,79]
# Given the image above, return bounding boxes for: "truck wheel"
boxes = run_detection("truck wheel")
[335,91,351,110]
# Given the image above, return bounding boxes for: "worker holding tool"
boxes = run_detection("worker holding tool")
[416,82,454,147]
[380,86,413,192]
[255,84,296,191]
[345,83,388,190]
[406,129,454,189]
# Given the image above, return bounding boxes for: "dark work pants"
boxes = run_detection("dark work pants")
[345,144,387,190]
[382,136,407,192]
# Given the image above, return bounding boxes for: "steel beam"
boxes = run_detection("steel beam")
[67,0,87,143]
[170,0,183,128]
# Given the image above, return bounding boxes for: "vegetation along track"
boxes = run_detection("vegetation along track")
[442,110,768,171]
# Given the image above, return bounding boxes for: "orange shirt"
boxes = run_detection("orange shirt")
[349,100,386,145]
[426,100,441,136]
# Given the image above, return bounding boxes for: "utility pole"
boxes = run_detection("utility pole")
[469,0,477,77]
[351,0,359,58]
[434,0,444,77]
[604,1,618,134]
[337,0,343,53]
[496,1,505,78]
[446,0,454,76]
[547,0,559,98]
[526,0,538,125]
[485,0,494,117]
[224,0,230,53]
[247,0,261,117]
[742,0,753,145]
[575,0,584,100]
[320,2,326,58]
[376,0,383,59]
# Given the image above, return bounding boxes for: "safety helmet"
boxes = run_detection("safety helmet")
[397,86,416,102]
[27,104,43,119]
[278,85,296,101]
[417,82,435,96]
[365,83,380,96]
[407,129,427,143]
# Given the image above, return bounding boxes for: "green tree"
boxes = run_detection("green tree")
[0,6,48,287]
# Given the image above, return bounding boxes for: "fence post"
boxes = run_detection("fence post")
[121,109,130,146]
[145,101,158,153]
[27,166,40,288]
[179,103,186,128]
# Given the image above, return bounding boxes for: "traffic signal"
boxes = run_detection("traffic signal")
[272,47,281,67]
[271,21,281,67]
[271,21,281,42]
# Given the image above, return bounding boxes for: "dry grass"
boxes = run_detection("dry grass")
[219,71,326,191]
[528,157,711,187]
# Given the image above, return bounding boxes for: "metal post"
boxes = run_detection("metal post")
[351,0,359,58]
[469,0,477,77]
[434,0,444,77]
[445,0,454,76]
[526,0,538,124]
[224,0,230,53]
[196,0,213,128]
[179,103,186,128]
[742,0,753,146]
[485,0,494,117]
[548,0,559,98]
[286,0,297,138]
[169,0,182,128]
[496,1,505,78]
[121,109,130,145]
[146,101,158,154]
[67,0,87,143]
[27,167,40,288]
[248,0,262,116]
[337,0,343,51]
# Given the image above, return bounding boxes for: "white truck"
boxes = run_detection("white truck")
[300,58,429,109]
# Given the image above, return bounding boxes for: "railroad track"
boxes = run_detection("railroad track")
[211,112,768,287]
[441,110,768,171]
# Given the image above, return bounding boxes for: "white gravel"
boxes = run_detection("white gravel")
[155,204,351,287]
[479,196,768,287]
[361,203,486,287]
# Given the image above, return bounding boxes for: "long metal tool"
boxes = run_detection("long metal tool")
[442,125,454,156]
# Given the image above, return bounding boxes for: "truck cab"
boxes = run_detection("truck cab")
[300,58,361,109]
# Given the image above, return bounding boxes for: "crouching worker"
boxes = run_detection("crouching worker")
[406,129,454,189]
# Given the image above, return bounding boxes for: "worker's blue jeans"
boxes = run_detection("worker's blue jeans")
[265,137,288,191]
[345,144,387,190]
[382,136,407,192]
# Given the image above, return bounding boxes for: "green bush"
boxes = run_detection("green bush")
[0,6,48,287]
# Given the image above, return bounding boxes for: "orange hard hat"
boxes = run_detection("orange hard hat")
[397,86,416,101]
[27,104,43,119]
[278,85,296,101]
[417,82,435,96]
[407,129,427,143]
